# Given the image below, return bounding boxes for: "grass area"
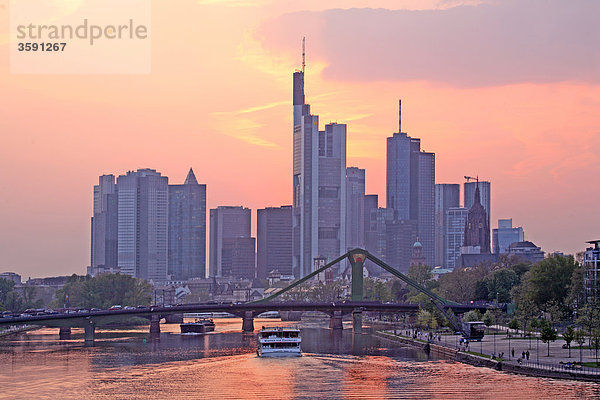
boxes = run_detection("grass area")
[579,362,600,368]
[464,350,493,358]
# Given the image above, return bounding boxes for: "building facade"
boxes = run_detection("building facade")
[168,168,207,281]
[492,218,524,254]
[386,106,435,267]
[464,180,491,243]
[584,240,600,303]
[257,206,293,279]
[292,68,346,278]
[446,207,468,269]
[435,184,460,267]
[116,169,169,282]
[90,174,118,276]
[346,167,365,250]
[463,184,491,254]
[209,206,252,278]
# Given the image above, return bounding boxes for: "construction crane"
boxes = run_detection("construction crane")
[464,175,478,183]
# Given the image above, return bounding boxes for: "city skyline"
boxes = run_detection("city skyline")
[1,0,599,278]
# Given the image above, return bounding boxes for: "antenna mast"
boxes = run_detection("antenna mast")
[302,36,306,73]
[398,99,402,133]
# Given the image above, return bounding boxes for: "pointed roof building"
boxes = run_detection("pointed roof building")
[184,168,198,185]
[463,183,491,253]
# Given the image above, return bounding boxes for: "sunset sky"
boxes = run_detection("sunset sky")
[0,0,598,279]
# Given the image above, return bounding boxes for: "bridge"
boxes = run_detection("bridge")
[0,249,492,342]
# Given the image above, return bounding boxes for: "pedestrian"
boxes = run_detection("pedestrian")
[526,350,530,360]
[522,351,526,359]
[511,348,514,358]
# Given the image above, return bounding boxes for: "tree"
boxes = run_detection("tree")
[416,309,433,329]
[592,329,600,366]
[438,266,489,303]
[508,318,520,336]
[0,278,15,310]
[540,321,558,357]
[408,264,433,287]
[520,255,578,311]
[482,309,495,329]
[463,310,483,322]
[563,326,575,358]
[574,329,586,364]
[485,268,519,303]
[54,273,152,309]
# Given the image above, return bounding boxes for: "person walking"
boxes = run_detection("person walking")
[526,350,530,360]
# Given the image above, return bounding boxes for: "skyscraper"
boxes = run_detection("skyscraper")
[117,168,169,282]
[386,102,435,266]
[492,218,524,254]
[168,168,207,280]
[221,237,256,279]
[209,206,252,277]
[292,53,346,278]
[257,206,293,279]
[435,184,460,267]
[446,207,468,269]
[346,167,365,250]
[90,174,118,276]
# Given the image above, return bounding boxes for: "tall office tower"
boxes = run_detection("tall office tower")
[463,185,491,253]
[117,169,169,282]
[168,168,207,281]
[446,207,468,269]
[386,101,435,266]
[464,180,491,238]
[221,237,256,279]
[346,167,365,250]
[434,184,460,267]
[292,50,346,278]
[209,206,252,277]
[90,174,118,276]
[363,194,379,241]
[492,219,525,254]
[257,206,293,280]
[385,219,418,273]
[366,208,395,262]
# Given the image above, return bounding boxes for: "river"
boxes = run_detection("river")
[1,318,599,399]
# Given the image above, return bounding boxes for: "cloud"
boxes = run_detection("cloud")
[257,0,600,87]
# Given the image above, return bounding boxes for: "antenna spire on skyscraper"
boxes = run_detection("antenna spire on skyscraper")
[398,99,402,133]
[302,36,306,73]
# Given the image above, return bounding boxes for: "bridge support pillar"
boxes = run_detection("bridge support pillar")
[242,311,254,332]
[348,250,366,301]
[150,314,161,337]
[59,327,71,339]
[329,311,343,330]
[352,309,362,334]
[84,321,96,343]
[164,313,184,324]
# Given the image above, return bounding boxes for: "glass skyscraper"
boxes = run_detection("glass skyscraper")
[168,168,206,280]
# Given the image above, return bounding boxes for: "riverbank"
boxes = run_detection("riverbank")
[376,331,600,383]
[0,325,39,337]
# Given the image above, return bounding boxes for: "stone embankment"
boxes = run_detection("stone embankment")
[376,331,600,382]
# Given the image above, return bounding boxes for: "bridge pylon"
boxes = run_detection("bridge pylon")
[347,249,367,301]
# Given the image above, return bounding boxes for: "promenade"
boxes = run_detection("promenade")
[380,325,600,380]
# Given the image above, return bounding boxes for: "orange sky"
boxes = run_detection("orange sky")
[0,0,598,278]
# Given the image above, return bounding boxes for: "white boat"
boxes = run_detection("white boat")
[257,326,302,357]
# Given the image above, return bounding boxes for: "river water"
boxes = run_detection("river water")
[1,318,599,399]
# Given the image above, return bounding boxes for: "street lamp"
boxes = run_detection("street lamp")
[508,333,511,360]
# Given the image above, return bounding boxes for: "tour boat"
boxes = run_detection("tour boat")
[257,326,302,357]
[180,319,215,334]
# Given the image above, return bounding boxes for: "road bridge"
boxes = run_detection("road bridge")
[0,249,496,342]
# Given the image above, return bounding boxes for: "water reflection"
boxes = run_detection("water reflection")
[1,319,600,399]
